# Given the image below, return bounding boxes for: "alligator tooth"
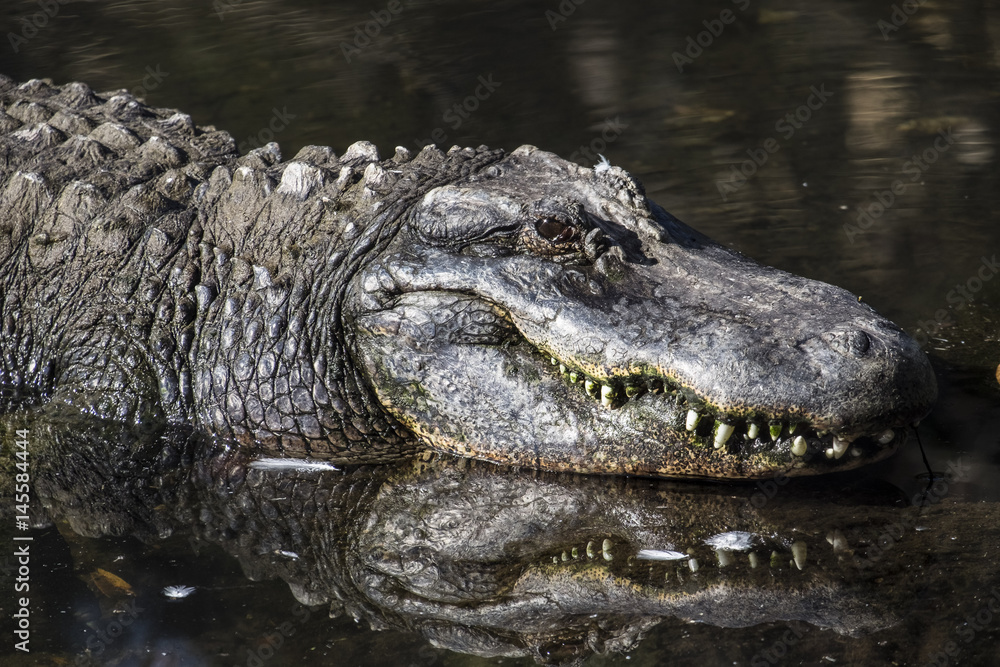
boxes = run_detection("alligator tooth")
[688,558,699,573]
[602,538,613,561]
[550,357,558,365]
[748,552,759,569]
[559,364,567,374]
[746,423,760,440]
[791,435,807,457]
[831,436,850,459]
[586,541,595,558]
[850,447,862,457]
[826,530,848,552]
[569,372,579,384]
[877,429,895,445]
[625,384,639,398]
[571,547,579,559]
[716,549,734,567]
[685,410,701,432]
[649,379,664,394]
[769,423,783,441]
[792,541,807,570]
[714,423,734,449]
[789,423,802,436]
[561,551,569,561]
[585,379,598,397]
[601,384,615,407]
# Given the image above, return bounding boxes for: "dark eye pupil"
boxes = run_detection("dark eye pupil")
[537,217,574,243]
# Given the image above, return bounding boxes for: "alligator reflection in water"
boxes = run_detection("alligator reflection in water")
[7,416,1000,665]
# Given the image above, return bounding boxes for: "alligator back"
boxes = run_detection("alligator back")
[0,75,499,462]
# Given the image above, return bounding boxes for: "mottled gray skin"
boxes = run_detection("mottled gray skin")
[0,76,937,478]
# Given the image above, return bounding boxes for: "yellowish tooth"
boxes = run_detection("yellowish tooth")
[769,423,783,441]
[559,364,567,374]
[602,538,613,561]
[747,423,760,440]
[792,541,807,570]
[686,410,701,432]
[714,423,734,448]
[877,429,895,445]
[791,435,807,457]
[569,372,579,383]
[586,541,595,558]
[585,379,597,397]
[625,385,639,398]
[550,357,558,365]
[832,436,850,459]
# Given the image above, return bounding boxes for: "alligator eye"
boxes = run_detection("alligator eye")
[536,217,576,244]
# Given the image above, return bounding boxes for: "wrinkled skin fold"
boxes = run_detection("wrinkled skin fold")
[0,76,936,478]
[5,418,997,665]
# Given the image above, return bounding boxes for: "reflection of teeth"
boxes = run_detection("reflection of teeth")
[749,552,759,568]
[686,410,701,431]
[877,429,895,445]
[791,435,807,457]
[792,542,807,570]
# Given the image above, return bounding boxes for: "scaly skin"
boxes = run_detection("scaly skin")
[0,76,937,478]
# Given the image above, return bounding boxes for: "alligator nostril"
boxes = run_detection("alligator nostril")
[824,329,872,358]
[846,330,871,357]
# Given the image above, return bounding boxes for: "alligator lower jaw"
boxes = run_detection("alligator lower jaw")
[538,348,903,464]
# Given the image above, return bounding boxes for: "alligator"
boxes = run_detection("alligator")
[0,75,938,479]
[7,419,997,666]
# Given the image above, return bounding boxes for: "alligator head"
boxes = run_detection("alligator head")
[346,146,937,479]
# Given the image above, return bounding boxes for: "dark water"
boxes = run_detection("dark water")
[1,0,999,665]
